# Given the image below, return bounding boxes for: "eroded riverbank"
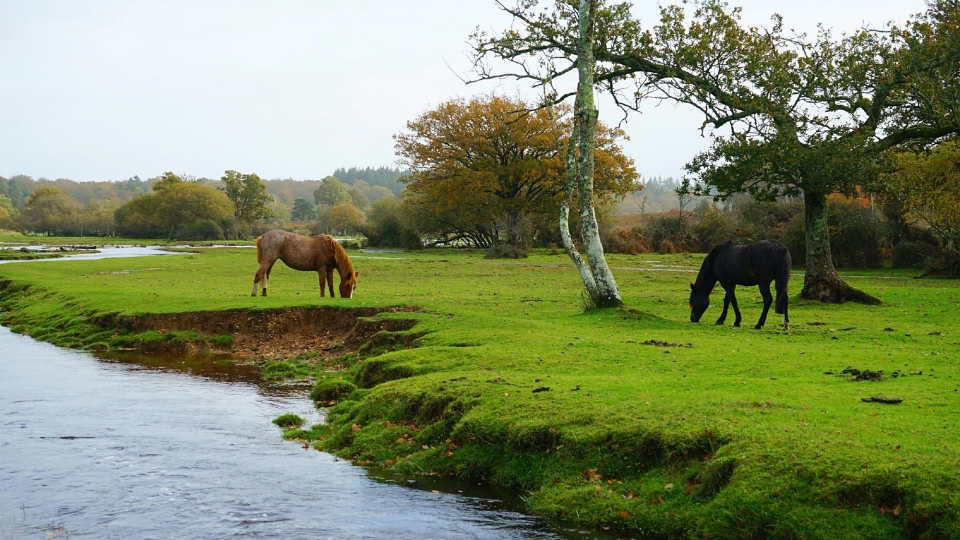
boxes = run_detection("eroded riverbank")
[0,326,610,539]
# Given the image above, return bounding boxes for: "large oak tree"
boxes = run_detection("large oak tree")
[394,94,638,255]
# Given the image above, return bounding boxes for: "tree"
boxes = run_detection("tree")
[81,200,118,237]
[394,94,637,251]
[219,170,274,233]
[327,202,365,234]
[357,197,422,248]
[469,1,641,306]
[21,188,83,236]
[472,0,960,304]
[291,197,318,222]
[0,194,19,230]
[313,176,352,207]
[887,139,960,276]
[347,186,370,211]
[115,173,235,239]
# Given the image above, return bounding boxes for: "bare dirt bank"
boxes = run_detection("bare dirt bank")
[115,306,421,359]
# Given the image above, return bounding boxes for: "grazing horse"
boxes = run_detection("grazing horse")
[252,230,359,298]
[689,240,791,330]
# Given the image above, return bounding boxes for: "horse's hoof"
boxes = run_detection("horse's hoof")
[715,320,724,325]
[733,322,741,328]
[754,325,763,330]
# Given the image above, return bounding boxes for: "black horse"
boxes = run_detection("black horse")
[689,240,791,330]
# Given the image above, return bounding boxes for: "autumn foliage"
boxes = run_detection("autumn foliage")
[394,95,639,246]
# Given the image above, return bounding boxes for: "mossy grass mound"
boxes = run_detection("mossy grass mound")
[272,413,305,429]
[309,378,357,402]
[2,247,959,537]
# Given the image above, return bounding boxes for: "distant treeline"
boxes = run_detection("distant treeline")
[0,167,408,239]
[616,176,712,215]
[0,168,406,212]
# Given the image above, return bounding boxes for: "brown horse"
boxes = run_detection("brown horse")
[252,230,359,298]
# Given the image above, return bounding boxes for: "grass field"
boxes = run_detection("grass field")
[1,247,958,538]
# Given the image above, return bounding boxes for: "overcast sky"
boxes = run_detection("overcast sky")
[0,0,927,183]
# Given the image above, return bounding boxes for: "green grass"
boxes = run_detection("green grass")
[1,247,959,538]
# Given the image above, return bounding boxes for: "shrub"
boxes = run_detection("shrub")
[179,219,226,241]
[211,334,233,347]
[309,378,357,402]
[601,228,651,255]
[272,413,305,429]
[892,241,943,269]
[485,243,529,258]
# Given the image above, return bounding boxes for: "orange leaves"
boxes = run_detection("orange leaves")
[618,511,631,519]
[879,504,902,517]
[393,95,638,239]
[583,468,603,482]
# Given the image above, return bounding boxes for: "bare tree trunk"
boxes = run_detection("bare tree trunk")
[559,113,600,299]
[573,0,621,307]
[801,190,880,304]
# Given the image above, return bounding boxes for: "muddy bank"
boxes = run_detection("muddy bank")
[107,306,421,359]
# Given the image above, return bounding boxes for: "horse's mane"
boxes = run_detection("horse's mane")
[329,236,354,276]
[695,241,734,289]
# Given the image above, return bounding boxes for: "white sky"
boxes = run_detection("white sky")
[0,0,926,183]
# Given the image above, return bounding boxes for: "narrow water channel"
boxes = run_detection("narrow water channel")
[0,326,618,539]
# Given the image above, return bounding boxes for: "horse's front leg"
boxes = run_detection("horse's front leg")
[326,268,336,297]
[317,267,326,297]
[716,290,731,325]
[755,282,773,330]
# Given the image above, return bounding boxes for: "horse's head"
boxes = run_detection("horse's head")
[339,270,360,299]
[689,282,709,322]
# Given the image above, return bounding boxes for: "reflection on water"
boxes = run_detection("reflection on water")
[0,327,620,539]
[0,246,180,265]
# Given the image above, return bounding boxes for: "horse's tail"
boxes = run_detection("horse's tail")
[775,248,791,315]
[256,235,263,264]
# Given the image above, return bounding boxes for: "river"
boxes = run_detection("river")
[0,326,611,539]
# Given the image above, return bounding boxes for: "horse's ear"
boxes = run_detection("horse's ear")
[690,283,695,291]
[344,271,352,279]
[354,270,360,279]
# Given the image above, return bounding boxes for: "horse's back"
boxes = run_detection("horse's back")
[261,230,323,271]
[712,240,788,285]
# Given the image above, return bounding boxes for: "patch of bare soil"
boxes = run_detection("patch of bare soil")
[127,306,420,359]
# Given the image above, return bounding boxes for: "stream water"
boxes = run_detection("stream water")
[0,326,617,539]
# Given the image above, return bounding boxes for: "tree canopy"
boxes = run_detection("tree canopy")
[313,176,352,207]
[291,197,318,222]
[886,139,960,276]
[394,94,638,247]
[219,170,275,230]
[115,173,235,239]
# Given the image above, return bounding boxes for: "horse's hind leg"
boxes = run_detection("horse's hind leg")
[755,282,773,330]
[317,267,326,298]
[263,264,274,296]
[252,263,270,296]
